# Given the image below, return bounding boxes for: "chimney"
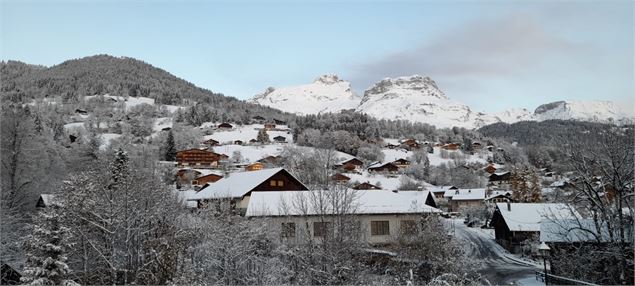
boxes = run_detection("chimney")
[507,201,511,211]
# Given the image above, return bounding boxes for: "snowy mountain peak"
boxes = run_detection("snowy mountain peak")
[363,75,448,102]
[248,75,360,115]
[313,74,343,85]
[532,100,634,125]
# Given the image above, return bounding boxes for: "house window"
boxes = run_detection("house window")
[277,180,284,187]
[192,180,198,185]
[371,221,390,236]
[281,222,296,238]
[270,180,276,187]
[313,222,331,237]
[400,220,418,235]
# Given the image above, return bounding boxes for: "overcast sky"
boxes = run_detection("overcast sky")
[2,0,633,113]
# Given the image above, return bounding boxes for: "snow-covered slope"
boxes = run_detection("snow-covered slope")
[248,74,361,115]
[532,100,634,125]
[356,75,497,129]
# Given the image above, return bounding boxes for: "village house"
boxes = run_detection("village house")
[245,190,442,245]
[35,194,62,208]
[486,145,495,152]
[385,143,400,149]
[245,162,264,171]
[484,163,497,174]
[252,115,266,123]
[264,123,276,130]
[472,142,482,150]
[367,162,399,174]
[258,155,282,166]
[202,138,220,147]
[273,118,287,125]
[441,143,461,151]
[176,149,228,168]
[485,190,513,204]
[192,173,224,186]
[217,122,233,129]
[488,171,512,190]
[335,158,364,173]
[400,139,420,150]
[188,168,308,211]
[273,135,287,143]
[490,202,580,253]
[392,158,411,168]
[447,189,486,212]
[331,173,351,184]
[234,140,243,145]
[428,185,458,199]
[352,182,381,190]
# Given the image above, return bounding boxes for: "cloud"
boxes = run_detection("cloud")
[350,14,588,91]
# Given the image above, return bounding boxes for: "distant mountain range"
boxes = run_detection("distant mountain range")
[249,74,634,128]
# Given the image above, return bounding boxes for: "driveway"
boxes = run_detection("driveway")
[448,219,542,285]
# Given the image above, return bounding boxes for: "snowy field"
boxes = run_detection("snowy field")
[202,124,293,144]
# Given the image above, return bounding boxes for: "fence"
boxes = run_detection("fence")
[535,271,599,286]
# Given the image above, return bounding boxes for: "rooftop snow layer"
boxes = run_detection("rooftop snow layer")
[245,190,441,217]
[495,203,580,232]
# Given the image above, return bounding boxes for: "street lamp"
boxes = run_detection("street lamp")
[538,242,551,285]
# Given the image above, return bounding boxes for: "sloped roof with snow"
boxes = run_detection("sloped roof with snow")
[451,189,486,201]
[540,219,620,243]
[189,168,303,200]
[495,203,580,232]
[246,190,441,217]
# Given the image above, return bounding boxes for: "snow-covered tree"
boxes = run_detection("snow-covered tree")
[257,128,270,143]
[21,208,78,285]
[164,130,176,161]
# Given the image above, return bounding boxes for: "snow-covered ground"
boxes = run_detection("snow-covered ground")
[202,124,293,144]
[381,146,489,167]
[345,171,405,190]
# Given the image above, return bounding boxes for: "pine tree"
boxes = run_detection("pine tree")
[164,130,177,161]
[21,208,78,285]
[257,128,270,143]
[109,147,129,188]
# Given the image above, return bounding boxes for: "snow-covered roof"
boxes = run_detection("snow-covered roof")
[495,203,580,232]
[486,190,511,200]
[540,219,618,243]
[189,168,303,200]
[451,189,486,201]
[427,185,457,194]
[38,194,62,207]
[245,190,442,217]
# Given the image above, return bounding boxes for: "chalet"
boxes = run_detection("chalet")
[472,142,482,149]
[486,145,495,152]
[161,127,172,131]
[489,172,511,189]
[203,138,219,146]
[368,162,399,174]
[385,143,399,149]
[274,119,287,125]
[192,173,224,186]
[218,122,233,129]
[353,182,381,190]
[264,123,276,130]
[442,143,461,151]
[245,162,264,171]
[258,155,282,166]
[36,194,62,208]
[252,115,266,123]
[189,168,308,210]
[273,136,287,143]
[249,139,257,144]
[485,190,513,204]
[428,185,458,199]
[245,190,442,245]
[331,173,351,183]
[400,139,420,150]
[1,263,21,285]
[75,108,88,115]
[176,169,202,185]
[447,189,486,212]
[392,158,411,168]
[484,164,497,174]
[234,140,244,145]
[336,158,364,172]
[176,149,228,168]
[490,203,580,253]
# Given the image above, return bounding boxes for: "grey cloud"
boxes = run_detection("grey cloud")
[350,14,588,91]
